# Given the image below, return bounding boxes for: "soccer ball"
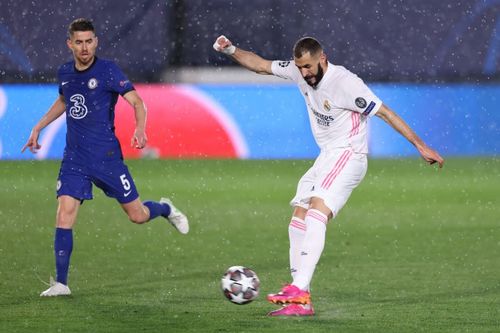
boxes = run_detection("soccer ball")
[221,266,260,305]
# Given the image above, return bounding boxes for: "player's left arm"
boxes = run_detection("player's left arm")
[375,104,444,168]
[123,90,148,149]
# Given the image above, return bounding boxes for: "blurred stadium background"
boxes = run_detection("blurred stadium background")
[1,0,499,160]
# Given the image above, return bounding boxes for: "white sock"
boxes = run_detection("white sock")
[288,216,306,284]
[292,209,328,290]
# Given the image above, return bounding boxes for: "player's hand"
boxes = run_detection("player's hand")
[418,145,444,168]
[131,128,147,149]
[213,35,236,55]
[21,129,41,153]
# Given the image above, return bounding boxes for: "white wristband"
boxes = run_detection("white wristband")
[221,44,236,55]
[213,35,236,55]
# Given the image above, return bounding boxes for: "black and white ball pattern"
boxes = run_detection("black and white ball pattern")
[221,266,260,304]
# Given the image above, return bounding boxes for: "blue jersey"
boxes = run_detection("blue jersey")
[58,57,134,162]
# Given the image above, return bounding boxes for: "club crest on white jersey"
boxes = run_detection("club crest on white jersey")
[323,100,331,111]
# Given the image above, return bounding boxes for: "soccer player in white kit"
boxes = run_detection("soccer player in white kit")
[213,35,444,316]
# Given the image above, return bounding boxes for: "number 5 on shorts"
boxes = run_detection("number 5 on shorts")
[120,174,131,191]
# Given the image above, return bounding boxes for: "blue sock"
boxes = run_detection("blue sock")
[143,201,171,220]
[54,228,73,285]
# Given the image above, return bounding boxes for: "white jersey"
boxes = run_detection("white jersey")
[271,61,382,153]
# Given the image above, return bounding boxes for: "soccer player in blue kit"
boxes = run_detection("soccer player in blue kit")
[22,18,189,296]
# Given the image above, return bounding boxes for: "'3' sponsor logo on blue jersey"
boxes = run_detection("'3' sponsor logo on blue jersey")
[69,94,88,119]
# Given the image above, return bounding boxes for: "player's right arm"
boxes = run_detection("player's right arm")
[21,95,66,153]
[376,104,444,168]
[213,35,272,75]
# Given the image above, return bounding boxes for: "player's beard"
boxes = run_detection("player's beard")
[79,52,93,65]
[304,64,324,88]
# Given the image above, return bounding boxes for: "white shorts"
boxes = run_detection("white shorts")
[290,148,367,217]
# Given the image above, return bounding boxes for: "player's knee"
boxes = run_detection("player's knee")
[128,212,148,224]
[309,197,333,219]
[56,209,77,228]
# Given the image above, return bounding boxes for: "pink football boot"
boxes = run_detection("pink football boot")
[267,284,311,304]
[268,303,315,316]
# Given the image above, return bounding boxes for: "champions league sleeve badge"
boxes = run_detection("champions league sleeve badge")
[355,97,367,108]
[355,97,376,116]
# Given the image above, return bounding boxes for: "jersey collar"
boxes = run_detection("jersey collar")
[74,56,98,73]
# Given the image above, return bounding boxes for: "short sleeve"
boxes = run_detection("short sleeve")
[271,60,301,83]
[107,62,135,96]
[338,73,382,117]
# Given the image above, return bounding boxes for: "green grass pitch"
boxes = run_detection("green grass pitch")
[0,158,499,332]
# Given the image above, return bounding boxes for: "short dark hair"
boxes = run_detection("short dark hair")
[293,37,323,58]
[68,18,95,37]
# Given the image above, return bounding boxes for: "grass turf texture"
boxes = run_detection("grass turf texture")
[0,158,498,332]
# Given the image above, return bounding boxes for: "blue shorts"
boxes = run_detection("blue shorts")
[56,158,139,204]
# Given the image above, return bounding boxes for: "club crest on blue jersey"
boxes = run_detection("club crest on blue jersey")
[87,78,98,89]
